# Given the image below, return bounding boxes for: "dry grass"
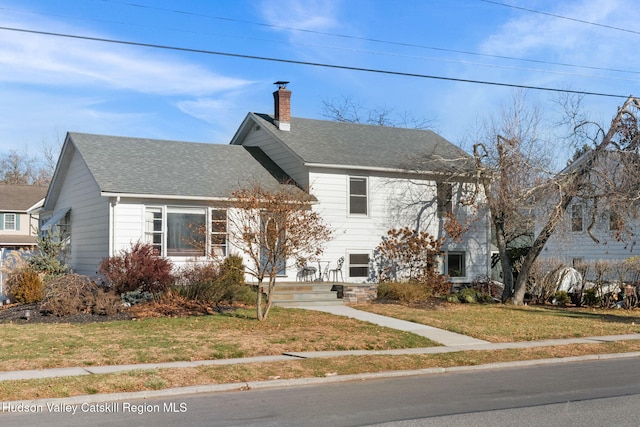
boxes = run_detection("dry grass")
[0,307,435,371]
[2,340,640,402]
[357,302,640,342]
[3,301,640,401]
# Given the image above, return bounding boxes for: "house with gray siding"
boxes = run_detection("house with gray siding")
[0,184,47,294]
[42,84,491,284]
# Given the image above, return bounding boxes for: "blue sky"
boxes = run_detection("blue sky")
[0,0,638,168]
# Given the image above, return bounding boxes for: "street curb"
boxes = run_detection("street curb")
[3,351,640,409]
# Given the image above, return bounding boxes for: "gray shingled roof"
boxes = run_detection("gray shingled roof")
[0,184,47,211]
[250,113,475,174]
[68,133,297,198]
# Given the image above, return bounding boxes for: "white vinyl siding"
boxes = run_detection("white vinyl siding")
[49,147,109,276]
[238,126,308,187]
[308,169,491,283]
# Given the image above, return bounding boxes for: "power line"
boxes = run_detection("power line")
[97,0,640,77]
[0,25,630,99]
[482,0,640,36]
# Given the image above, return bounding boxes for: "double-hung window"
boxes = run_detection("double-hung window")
[437,182,453,218]
[349,253,370,278]
[571,204,583,232]
[349,177,368,215]
[145,207,164,255]
[3,213,17,230]
[210,209,228,257]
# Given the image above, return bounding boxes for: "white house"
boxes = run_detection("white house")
[41,84,491,284]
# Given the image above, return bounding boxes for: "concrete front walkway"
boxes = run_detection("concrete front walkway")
[297,305,489,346]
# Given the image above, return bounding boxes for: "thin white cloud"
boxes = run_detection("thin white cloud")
[0,14,252,97]
[177,98,234,123]
[258,0,340,31]
[480,0,635,65]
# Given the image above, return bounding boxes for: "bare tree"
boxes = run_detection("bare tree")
[321,96,436,130]
[471,92,553,301]
[228,183,333,321]
[513,97,640,304]
[0,138,61,186]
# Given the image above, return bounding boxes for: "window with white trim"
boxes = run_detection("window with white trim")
[210,208,228,257]
[349,177,368,215]
[447,251,466,277]
[167,207,206,257]
[145,207,163,255]
[4,213,16,230]
[145,207,226,258]
[349,253,370,278]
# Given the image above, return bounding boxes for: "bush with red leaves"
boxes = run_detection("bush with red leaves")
[99,243,174,294]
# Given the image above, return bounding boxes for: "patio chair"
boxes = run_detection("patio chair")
[300,265,317,281]
[328,256,344,282]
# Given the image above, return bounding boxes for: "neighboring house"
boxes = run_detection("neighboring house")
[42,84,491,283]
[0,184,46,250]
[536,150,640,271]
[0,184,47,294]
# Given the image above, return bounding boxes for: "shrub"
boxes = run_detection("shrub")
[553,290,571,306]
[28,230,68,279]
[98,243,174,294]
[376,281,430,304]
[121,288,155,306]
[175,255,249,305]
[7,268,44,304]
[40,274,123,316]
[583,287,601,307]
[373,228,450,296]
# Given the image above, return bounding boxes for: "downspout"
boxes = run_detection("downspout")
[110,196,120,257]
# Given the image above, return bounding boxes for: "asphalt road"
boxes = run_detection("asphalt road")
[3,356,640,426]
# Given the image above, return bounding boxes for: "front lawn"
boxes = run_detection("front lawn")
[357,302,640,342]
[0,307,436,371]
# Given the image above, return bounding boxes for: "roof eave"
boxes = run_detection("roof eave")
[101,192,232,202]
[304,162,474,178]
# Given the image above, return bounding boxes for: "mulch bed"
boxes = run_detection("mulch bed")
[0,299,238,324]
[0,303,132,324]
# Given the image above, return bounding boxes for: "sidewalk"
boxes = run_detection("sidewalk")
[1,306,639,383]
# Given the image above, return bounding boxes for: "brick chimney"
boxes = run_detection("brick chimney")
[273,81,291,131]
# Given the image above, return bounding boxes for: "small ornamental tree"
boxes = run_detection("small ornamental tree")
[374,227,448,295]
[229,183,333,321]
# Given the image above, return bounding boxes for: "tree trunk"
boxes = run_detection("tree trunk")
[511,193,573,304]
[262,275,276,320]
[256,278,265,321]
[494,218,514,302]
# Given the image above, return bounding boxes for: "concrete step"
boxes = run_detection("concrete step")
[275,283,336,292]
[275,299,344,308]
[271,281,342,307]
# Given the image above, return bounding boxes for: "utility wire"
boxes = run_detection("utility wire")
[0,25,629,99]
[482,0,640,36]
[96,0,640,77]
